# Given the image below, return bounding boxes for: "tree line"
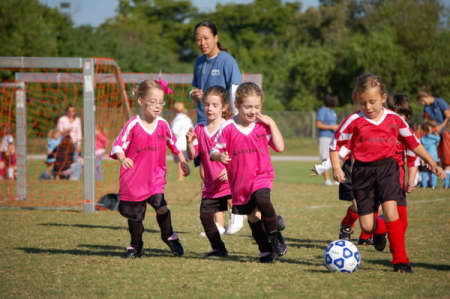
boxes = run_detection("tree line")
[1,0,449,112]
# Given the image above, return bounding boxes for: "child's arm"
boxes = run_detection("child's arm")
[330,150,346,183]
[406,166,418,193]
[210,151,231,164]
[185,128,197,161]
[176,152,190,177]
[256,112,285,152]
[435,117,448,133]
[412,145,445,179]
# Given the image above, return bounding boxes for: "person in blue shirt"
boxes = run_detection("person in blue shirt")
[417,87,450,134]
[421,122,441,188]
[190,21,242,125]
[316,95,339,186]
[190,20,244,235]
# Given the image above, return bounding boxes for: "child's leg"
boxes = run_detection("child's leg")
[382,200,409,265]
[247,211,272,255]
[200,198,227,253]
[214,211,225,230]
[118,200,147,258]
[430,173,437,188]
[340,203,359,240]
[421,171,429,187]
[128,219,144,249]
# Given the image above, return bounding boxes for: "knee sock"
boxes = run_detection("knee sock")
[156,210,174,242]
[341,206,359,227]
[254,194,278,234]
[374,212,386,235]
[359,230,373,240]
[397,206,408,232]
[248,220,272,254]
[128,219,144,249]
[386,218,409,264]
[200,211,226,251]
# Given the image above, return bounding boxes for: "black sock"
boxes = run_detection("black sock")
[200,211,226,251]
[156,210,174,242]
[128,219,144,249]
[254,189,278,233]
[248,220,272,253]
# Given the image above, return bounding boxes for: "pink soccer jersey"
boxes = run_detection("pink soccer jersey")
[192,123,231,199]
[211,119,279,206]
[110,115,180,202]
[330,108,420,163]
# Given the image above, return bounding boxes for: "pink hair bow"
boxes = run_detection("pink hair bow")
[155,77,173,95]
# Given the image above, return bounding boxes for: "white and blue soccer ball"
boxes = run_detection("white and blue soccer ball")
[324,240,360,273]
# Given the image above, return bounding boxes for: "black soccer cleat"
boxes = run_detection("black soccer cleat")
[393,263,414,274]
[339,225,353,241]
[373,233,387,252]
[358,237,374,246]
[203,249,228,258]
[122,246,144,259]
[259,253,275,263]
[166,239,184,256]
[269,231,287,257]
[277,214,286,231]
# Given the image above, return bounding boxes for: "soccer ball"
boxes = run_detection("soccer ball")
[324,240,360,273]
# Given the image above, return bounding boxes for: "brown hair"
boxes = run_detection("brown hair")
[195,21,227,52]
[324,94,338,108]
[133,80,163,100]
[203,86,231,119]
[235,82,264,107]
[422,120,436,134]
[173,102,187,114]
[416,86,432,101]
[386,94,413,120]
[352,74,387,102]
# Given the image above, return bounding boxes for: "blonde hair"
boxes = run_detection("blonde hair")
[48,128,60,139]
[235,82,264,107]
[352,74,387,102]
[132,80,163,100]
[173,102,186,114]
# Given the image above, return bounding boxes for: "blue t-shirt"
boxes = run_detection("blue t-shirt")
[423,97,448,125]
[192,51,241,125]
[316,106,337,138]
[421,134,440,161]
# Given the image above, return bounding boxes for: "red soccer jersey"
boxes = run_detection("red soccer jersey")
[330,109,420,163]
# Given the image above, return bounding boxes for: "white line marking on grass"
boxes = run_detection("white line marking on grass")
[306,205,334,209]
[408,198,449,204]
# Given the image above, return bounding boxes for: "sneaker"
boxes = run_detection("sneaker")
[339,225,353,241]
[358,237,374,245]
[333,181,340,185]
[268,231,287,257]
[225,213,244,234]
[165,234,184,256]
[259,252,275,263]
[122,246,144,259]
[313,160,332,176]
[324,180,335,186]
[373,233,387,252]
[199,222,225,237]
[393,263,414,273]
[277,214,286,231]
[203,249,228,258]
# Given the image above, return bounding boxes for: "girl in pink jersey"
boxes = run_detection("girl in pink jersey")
[186,86,232,257]
[210,82,287,263]
[110,80,190,259]
[330,74,445,273]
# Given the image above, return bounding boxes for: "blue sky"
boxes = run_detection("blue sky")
[39,0,319,27]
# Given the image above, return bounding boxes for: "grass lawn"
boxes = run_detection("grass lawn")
[1,161,449,298]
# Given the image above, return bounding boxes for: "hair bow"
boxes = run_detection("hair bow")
[154,77,173,95]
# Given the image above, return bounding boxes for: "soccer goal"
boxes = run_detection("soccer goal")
[0,56,263,212]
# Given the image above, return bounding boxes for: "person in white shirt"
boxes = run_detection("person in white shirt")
[171,102,194,181]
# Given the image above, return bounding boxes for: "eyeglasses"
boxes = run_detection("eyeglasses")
[143,100,166,107]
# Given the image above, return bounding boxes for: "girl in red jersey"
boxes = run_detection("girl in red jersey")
[186,86,232,257]
[330,75,445,273]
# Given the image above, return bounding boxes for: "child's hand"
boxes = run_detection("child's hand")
[430,165,446,180]
[218,168,228,181]
[256,112,274,127]
[186,128,196,144]
[180,161,190,177]
[191,88,203,102]
[406,183,415,193]
[332,167,346,183]
[219,151,231,165]
[120,157,134,169]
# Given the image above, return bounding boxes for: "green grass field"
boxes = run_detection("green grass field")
[1,161,450,298]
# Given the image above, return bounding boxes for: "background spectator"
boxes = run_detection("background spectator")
[95,124,108,181]
[171,102,193,181]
